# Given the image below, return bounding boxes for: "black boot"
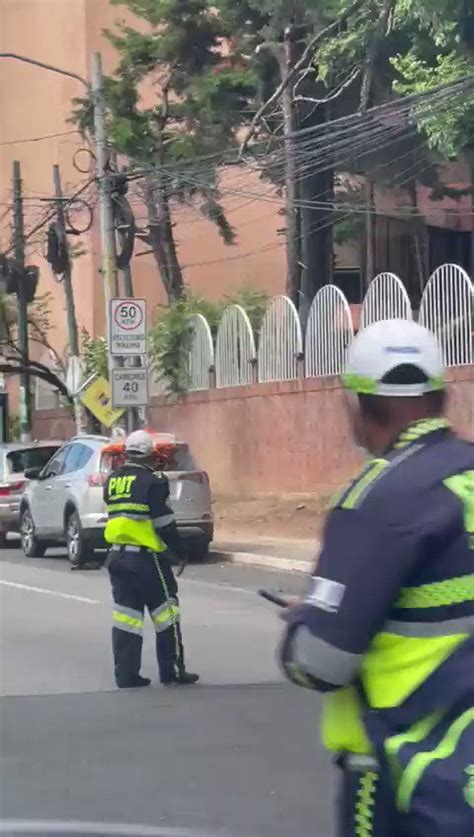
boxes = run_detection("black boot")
[162,671,200,686]
[117,675,151,689]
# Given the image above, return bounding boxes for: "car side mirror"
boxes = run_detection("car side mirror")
[24,466,45,480]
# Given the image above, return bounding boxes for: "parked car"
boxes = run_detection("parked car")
[20,434,214,565]
[0,441,63,546]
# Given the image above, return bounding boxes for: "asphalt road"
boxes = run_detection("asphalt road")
[0,547,334,837]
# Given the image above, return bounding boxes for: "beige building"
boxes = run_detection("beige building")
[0,0,289,374]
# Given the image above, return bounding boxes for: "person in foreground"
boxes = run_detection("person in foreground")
[104,430,199,689]
[280,319,474,836]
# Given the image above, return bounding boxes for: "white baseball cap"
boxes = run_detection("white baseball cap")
[125,430,154,457]
[343,319,445,397]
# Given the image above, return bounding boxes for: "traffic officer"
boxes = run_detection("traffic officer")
[279,319,474,836]
[104,430,199,689]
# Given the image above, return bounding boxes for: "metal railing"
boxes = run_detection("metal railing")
[361,271,412,329]
[182,264,473,390]
[257,295,303,383]
[36,263,472,408]
[419,264,473,367]
[215,304,256,388]
[305,285,354,377]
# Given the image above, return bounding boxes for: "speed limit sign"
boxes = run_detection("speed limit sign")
[111,368,149,408]
[110,298,146,356]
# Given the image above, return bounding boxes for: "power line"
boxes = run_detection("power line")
[0,129,80,147]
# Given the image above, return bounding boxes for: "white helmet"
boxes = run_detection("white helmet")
[343,319,445,397]
[125,429,154,457]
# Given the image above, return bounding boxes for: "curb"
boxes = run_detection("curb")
[213,550,312,574]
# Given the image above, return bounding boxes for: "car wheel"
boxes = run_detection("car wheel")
[0,532,8,549]
[66,510,95,567]
[21,508,46,558]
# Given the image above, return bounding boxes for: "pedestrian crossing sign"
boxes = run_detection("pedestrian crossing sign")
[80,376,125,427]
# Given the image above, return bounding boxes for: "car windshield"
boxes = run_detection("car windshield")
[100,443,197,474]
[6,446,60,475]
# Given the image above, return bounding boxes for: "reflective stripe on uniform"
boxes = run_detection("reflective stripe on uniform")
[340,459,388,510]
[104,516,166,553]
[153,513,175,529]
[113,605,144,635]
[108,512,151,521]
[396,574,474,609]
[292,625,361,686]
[151,599,180,633]
[385,615,474,637]
[393,418,450,449]
[106,503,150,514]
[361,633,466,708]
[397,708,474,813]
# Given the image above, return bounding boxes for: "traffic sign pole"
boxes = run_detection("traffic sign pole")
[109,298,148,419]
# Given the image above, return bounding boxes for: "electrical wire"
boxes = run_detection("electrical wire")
[0,129,80,147]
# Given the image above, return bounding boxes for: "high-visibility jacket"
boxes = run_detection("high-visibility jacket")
[280,418,474,755]
[104,462,179,554]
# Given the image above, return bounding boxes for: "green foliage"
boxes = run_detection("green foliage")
[8,413,20,443]
[392,50,474,158]
[81,329,109,381]
[71,0,257,230]
[148,288,270,396]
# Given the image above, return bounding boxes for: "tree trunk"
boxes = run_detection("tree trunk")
[144,180,172,298]
[154,171,185,301]
[297,77,334,318]
[471,166,474,281]
[408,179,426,304]
[155,130,185,302]
[365,176,376,287]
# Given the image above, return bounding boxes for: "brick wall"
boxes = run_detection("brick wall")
[32,367,474,496]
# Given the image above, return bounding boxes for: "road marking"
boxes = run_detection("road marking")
[0,580,101,604]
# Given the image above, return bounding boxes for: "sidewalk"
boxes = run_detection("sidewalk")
[211,533,318,574]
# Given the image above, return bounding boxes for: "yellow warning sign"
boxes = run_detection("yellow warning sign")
[80,376,125,428]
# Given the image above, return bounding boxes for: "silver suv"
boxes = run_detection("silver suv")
[0,441,62,545]
[20,435,214,565]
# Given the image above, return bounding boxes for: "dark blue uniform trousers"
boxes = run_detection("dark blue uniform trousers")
[109,548,185,686]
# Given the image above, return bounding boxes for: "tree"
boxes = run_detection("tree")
[390,1,474,159]
[72,0,256,301]
[219,0,474,302]
[0,292,73,405]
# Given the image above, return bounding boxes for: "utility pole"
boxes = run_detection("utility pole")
[91,52,119,309]
[53,166,79,356]
[53,164,85,434]
[12,160,31,442]
[276,32,300,306]
[91,53,139,433]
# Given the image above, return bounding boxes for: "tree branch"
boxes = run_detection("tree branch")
[0,360,72,403]
[293,65,361,106]
[239,0,366,155]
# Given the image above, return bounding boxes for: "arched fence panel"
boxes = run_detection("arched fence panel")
[215,304,256,388]
[305,285,354,377]
[258,295,303,383]
[419,263,473,367]
[361,272,412,328]
[188,313,214,391]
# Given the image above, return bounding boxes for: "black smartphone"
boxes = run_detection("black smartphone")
[258,588,289,608]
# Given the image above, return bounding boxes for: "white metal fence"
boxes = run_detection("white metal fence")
[418,264,473,367]
[361,272,412,328]
[305,285,354,377]
[188,314,214,391]
[178,264,473,391]
[257,295,303,383]
[215,304,256,388]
